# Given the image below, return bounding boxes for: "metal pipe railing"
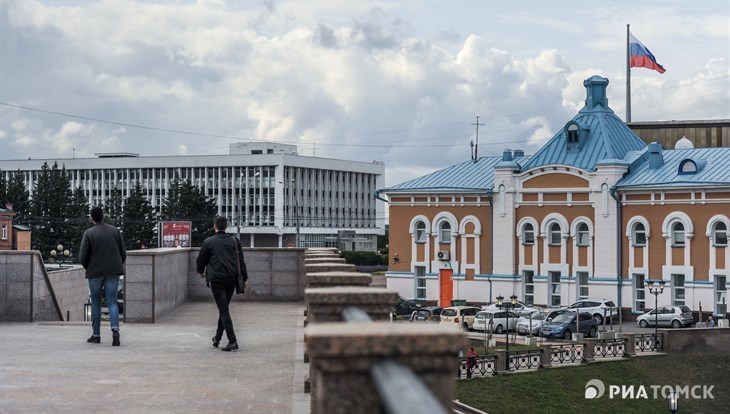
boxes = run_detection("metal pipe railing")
[342,306,449,414]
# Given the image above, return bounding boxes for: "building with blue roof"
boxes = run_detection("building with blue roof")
[377,75,729,319]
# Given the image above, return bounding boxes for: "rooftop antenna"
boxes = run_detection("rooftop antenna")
[471,116,484,162]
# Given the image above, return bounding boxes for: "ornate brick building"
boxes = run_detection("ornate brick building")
[377,75,729,316]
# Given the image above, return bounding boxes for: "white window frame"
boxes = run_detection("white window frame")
[415,221,427,243]
[549,223,561,246]
[523,271,535,305]
[523,223,535,245]
[415,266,427,300]
[577,271,589,300]
[439,221,452,244]
[576,223,590,247]
[672,222,686,246]
[633,223,647,247]
[713,222,728,247]
[1,224,6,240]
[672,274,685,306]
[549,272,561,307]
[716,276,727,316]
[633,275,646,312]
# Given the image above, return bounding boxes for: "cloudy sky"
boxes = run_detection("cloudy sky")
[1,0,728,186]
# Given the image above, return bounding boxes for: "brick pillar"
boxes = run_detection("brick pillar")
[305,286,399,323]
[494,350,508,373]
[306,322,466,414]
[582,340,595,363]
[622,333,636,358]
[538,345,553,368]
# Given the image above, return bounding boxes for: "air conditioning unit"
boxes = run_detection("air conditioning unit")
[437,250,450,261]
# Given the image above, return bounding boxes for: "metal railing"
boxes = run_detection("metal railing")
[635,333,662,352]
[342,306,450,414]
[593,339,625,358]
[458,356,497,378]
[551,343,584,364]
[508,350,542,371]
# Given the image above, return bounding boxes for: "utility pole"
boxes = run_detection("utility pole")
[471,116,484,162]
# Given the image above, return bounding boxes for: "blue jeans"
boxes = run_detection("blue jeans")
[88,275,120,336]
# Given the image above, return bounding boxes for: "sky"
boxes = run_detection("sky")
[1,0,729,187]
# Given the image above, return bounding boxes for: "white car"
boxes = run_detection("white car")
[481,301,540,317]
[473,310,520,333]
[515,309,570,335]
[565,299,618,325]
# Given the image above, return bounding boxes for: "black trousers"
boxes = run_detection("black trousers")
[210,280,237,343]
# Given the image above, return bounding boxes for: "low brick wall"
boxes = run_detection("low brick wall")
[125,248,190,323]
[661,326,730,354]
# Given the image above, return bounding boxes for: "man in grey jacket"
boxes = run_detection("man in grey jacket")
[79,206,126,346]
[196,216,247,352]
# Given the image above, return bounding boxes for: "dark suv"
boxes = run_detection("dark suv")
[392,295,424,320]
[540,311,598,339]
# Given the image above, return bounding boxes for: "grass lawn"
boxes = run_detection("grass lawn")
[456,353,729,414]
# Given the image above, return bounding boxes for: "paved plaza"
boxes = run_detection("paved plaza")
[0,302,310,414]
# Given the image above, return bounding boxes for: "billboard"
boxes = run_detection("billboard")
[159,221,192,248]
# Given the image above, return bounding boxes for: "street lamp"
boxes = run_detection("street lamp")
[50,244,70,268]
[646,279,666,351]
[496,294,518,371]
[669,389,679,413]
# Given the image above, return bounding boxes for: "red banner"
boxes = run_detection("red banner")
[160,221,192,247]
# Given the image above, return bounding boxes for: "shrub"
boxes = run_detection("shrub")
[340,251,387,266]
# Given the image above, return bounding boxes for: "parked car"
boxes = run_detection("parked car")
[482,301,540,316]
[636,305,695,328]
[410,306,443,322]
[392,295,424,320]
[566,299,617,324]
[516,310,549,335]
[540,312,598,339]
[473,310,520,333]
[439,306,481,330]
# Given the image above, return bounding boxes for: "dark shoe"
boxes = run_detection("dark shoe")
[112,330,120,347]
[87,335,100,344]
[212,336,221,348]
[221,342,238,352]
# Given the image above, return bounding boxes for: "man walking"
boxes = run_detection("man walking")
[79,206,126,346]
[196,216,247,352]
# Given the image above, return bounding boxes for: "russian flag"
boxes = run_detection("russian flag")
[629,32,666,74]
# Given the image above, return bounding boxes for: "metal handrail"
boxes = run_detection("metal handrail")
[342,306,450,414]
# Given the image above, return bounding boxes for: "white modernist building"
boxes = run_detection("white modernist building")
[1,142,386,249]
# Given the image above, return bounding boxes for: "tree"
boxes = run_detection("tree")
[161,176,216,246]
[67,186,90,258]
[0,172,6,206]
[5,170,31,223]
[103,186,124,227]
[122,181,157,250]
[29,162,72,258]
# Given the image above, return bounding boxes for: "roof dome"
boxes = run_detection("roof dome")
[675,136,694,149]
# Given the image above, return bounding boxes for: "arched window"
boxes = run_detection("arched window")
[576,223,590,246]
[633,223,647,247]
[549,223,562,246]
[672,222,685,246]
[415,221,426,243]
[439,221,451,244]
[714,222,728,247]
[523,223,535,245]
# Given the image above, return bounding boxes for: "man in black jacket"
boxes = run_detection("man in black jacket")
[79,206,126,346]
[196,216,247,351]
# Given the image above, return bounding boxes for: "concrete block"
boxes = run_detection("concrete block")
[126,282,154,301]
[124,264,153,283]
[271,271,299,286]
[271,284,299,300]
[7,282,31,300]
[5,263,31,282]
[125,300,153,322]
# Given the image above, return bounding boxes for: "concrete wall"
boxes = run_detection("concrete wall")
[46,266,87,322]
[2,247,307,323]
[661,326,730,354]
[125,248,190,323]
[0,251,64,322]
[188,247,306,302]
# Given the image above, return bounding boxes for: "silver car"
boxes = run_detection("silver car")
[473,310,520,333]
[636,305,695,328]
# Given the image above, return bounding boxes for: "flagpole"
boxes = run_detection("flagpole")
[626,24,632,123]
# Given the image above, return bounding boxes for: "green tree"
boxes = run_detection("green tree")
[67,186,90,259]
[103,186,124,227]
[5,170,31,224]
[122,181,157,250]
[29,162,72,258]
[161,176,216,246]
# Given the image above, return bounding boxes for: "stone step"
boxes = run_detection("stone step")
[304,257,347,264]
[304,252,341,259]
[305,263,356,273]
[306,272,372,288]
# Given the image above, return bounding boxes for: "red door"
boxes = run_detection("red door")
[439,268,453,307]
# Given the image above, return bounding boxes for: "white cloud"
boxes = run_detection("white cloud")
[0,0,727,187]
